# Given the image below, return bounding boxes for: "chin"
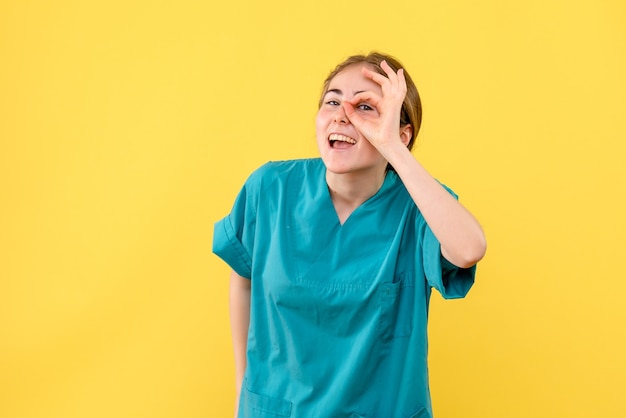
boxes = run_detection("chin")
[319,158,349,174]
[323,162,369,176]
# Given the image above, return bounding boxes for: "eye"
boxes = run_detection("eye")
[325,100,340,106]
[357,103,373,111]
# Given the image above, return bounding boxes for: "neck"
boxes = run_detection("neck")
[326,168,387,224]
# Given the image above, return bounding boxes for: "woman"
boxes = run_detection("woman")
[213,51,486,418]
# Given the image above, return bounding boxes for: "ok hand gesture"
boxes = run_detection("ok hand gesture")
[342,60,412,153]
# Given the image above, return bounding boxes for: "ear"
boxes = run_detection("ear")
[399,124,413,147]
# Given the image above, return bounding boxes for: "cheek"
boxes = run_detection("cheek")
[315,111,327,136]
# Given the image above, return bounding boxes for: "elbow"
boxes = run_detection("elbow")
[444,235,487,269]
[460,235,487,268]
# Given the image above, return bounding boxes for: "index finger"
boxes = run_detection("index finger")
[362,63,407,95]
[361,65,389,88]
[380,61,407,92]
[348,90,382,108]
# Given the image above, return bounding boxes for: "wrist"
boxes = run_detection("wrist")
[380,139,412,166]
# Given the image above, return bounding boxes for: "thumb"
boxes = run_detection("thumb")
[342,102,364,129]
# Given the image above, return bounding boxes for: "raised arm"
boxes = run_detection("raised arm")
[343,61,486,268]
[229,270,251,416]
[382,144,486,268]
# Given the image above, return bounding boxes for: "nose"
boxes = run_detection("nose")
[333,104,349,124]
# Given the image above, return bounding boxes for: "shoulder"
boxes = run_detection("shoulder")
[246,158,323,187]
[247,158,324,182]
[254,158,323,175]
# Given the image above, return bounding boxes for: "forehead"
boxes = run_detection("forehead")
[326,63,381,94]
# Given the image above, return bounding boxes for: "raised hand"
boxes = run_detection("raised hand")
[342,60,411,152]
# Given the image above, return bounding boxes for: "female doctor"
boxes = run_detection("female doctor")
[213,51,487,418]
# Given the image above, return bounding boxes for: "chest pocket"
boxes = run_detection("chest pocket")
[378,272,415,341]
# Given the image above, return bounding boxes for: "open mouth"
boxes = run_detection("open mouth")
[329,133,356,148]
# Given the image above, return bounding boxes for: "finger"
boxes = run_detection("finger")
[341,101,365,129]
[342,100,375,127]
[361,66,390,88]
[362,63,405,98]
[358,73,397,106]
[380,60,401,85]
[342,101,372,132]
[380,60,395,78]
[351,86,402,116]
[349,91,382,108]
[380,61,407,92]
[396,68,407,93]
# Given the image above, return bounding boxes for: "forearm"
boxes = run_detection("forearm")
[229,270,251,414]
[384,143,487,268]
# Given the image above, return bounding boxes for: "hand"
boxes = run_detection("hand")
[342,60,410,152]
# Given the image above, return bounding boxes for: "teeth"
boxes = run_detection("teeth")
[329,133,356,144]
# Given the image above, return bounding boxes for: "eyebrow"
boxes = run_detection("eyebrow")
[324,88,342,97]
[323,89,367,97]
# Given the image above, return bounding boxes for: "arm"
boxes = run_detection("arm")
[344,62,486,268]
[229,270,251,416]
[381,144,486,268]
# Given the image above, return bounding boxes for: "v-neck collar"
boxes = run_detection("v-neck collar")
[286,159,406,285]
[323,169,398,227]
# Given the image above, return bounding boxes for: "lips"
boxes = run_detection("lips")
[329,133,356,148]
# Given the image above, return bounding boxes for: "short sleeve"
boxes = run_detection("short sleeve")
[422,226,475,299]
[212,174,260,279]
[421,183,476,299]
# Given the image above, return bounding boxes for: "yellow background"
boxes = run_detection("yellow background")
[1,0,625,417]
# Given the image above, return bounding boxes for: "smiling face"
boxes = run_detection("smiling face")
[316,63,388,177]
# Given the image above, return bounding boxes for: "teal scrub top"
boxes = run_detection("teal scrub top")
[213,158,476,418]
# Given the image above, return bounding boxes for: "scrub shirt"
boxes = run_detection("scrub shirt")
[213,158,476,418]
